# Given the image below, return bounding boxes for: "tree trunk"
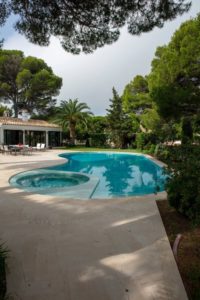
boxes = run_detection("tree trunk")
[181,116,193,145]
[13,99,18,118]
[69,122,76,145]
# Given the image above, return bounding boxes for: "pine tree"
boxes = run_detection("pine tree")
[107,88,132,148]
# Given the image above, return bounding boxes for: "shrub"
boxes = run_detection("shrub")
[181,117,193,145]
[148,144,156,154]
[0,243,8,300]
[165,145,200,225]
[136,132,158,150]
[89,133,107,147]
[155,144,170,161]
[136,132,147,149]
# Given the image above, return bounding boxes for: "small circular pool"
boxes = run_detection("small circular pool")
[10,170,90,192]
[16,173,89,188]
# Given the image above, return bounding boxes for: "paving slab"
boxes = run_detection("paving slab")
[0,150,188,300]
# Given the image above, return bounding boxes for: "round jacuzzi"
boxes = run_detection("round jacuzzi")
[15,172,89,189]
[9,170,93,196]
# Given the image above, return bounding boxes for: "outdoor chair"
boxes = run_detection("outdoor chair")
[40,143,46,151]
[0,145,5,154]
[21,146,32,155]
[3,145,12,155]
[33,143,41,151]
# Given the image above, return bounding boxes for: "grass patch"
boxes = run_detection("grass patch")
[0,243,8,300]
[58,146,152,154]
[157,200,200,300]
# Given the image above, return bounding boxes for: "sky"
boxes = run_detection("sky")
[1,1,200,116]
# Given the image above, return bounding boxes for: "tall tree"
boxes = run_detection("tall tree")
[122,75,152,114]
[0,1,191,54]
[0,104,11,116]
[149,14,200,119]
[149,14,200,142]
[55,99,93,145]
[107,87,133,148]
[87,116,108,134]
[0,50,62,117]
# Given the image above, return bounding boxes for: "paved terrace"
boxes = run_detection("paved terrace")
[0,150,188,300]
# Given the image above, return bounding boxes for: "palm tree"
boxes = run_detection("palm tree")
[55,99,93,145]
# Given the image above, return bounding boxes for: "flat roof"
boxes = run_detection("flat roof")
[0,117,61,129]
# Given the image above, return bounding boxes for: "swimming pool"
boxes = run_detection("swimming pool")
[47,152,166,198]
[10,152,166,199]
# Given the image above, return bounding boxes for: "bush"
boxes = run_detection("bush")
[181,117,193,144]
[155,144,171,161]
[136,132,146,149]
[136,132,158,150]
[165,145,200,225]
[89,133,107,147]
[148,144,156,154]
[0,243,8,300]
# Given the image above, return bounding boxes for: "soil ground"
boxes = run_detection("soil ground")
[157,200,200,300]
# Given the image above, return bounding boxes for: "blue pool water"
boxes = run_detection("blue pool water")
[15,172,89,189]
[46,152,166,199]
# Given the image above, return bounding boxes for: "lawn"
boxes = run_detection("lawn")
[59,146,152,154]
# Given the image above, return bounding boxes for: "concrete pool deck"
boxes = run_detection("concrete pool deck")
[0,150,188,300]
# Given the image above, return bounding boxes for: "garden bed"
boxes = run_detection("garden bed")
[157,200,200,300]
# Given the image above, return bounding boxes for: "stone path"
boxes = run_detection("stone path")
[0,150,188,300]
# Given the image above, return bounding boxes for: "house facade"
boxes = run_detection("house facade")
[0,117,62,147]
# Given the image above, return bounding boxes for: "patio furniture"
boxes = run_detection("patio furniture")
[32,143,41,151]
[0,145,5,154]
[40,143,46,151]
[3,145,12,155]
[21,145,32,155]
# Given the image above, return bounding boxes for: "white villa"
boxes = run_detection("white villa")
[0,117,62,148]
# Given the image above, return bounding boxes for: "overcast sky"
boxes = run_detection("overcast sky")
[1,1,200,115]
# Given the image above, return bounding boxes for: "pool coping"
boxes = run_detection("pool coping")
[9,169,100,200]
[8,151,167,200]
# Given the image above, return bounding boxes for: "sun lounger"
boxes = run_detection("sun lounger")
[32,143,41,151]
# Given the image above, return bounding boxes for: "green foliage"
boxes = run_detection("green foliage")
[166,146,200,225]
[86,116,108,147]
[135,132,146,150]
[148,15,200,150]
[136,132,157,150]
[0,243,8,300]
[0,40,3,49]
[0,50,62,117]
[72,115,109,147]
[55,99,93,145]
[0,105,11,117]
[193,114,200,133]
[0,1,191,54]
[89,133,107,147]
[149,14,200,121]
[122,75,152,113]
[140,108,161,132]
[107,87,134,148]
[31,106,58,121]
[155,144,171,161]
[185,266,200,300]
[181,116,193,144]
[87,116,107,134]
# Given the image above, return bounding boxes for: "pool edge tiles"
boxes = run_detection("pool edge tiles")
[9,169,100,200]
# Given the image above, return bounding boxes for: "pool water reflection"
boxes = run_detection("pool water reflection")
[47,152,166,199]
